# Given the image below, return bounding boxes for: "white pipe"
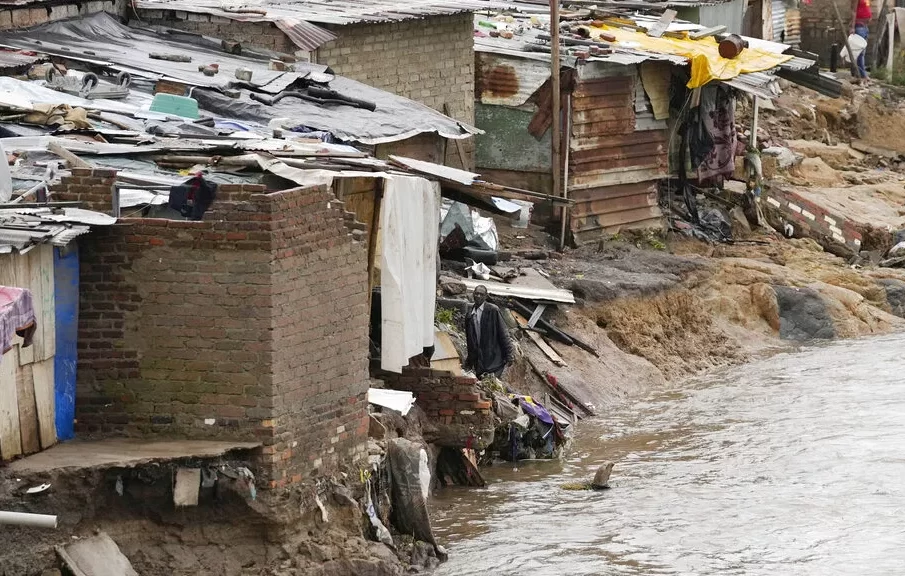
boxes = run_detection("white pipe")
[0,511,58,528]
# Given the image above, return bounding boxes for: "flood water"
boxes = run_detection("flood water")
[432,334,905,576]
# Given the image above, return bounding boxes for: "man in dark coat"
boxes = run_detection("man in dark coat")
[464,285,514,378]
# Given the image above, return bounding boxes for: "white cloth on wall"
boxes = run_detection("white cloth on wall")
[380,175,440,373]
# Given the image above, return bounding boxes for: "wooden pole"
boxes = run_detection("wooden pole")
[550,0,562,241]
[831,0,862,78]
[559,93,571,251]
[751,96,760,149]
[888,12,896,77]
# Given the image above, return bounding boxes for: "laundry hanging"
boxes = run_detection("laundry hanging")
[380,175,441,373]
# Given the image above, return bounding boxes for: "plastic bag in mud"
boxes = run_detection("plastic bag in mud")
[387,438,436,545]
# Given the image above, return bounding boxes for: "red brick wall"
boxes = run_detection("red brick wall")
[764,187,863,251]
[53,167,117,214]
[54,170,371,487]
[267,187,371,485]
[376,367,495,449]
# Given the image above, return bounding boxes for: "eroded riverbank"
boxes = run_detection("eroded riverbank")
[432,332,905,575]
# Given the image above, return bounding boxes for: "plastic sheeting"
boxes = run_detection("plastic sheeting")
[439,200,499,252]
[387,438,435,546]
[589,25,793,89]
[380,175,440,373]
[367,388,415,416]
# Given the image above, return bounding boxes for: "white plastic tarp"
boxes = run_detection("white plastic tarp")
[439,200,499,251]
[367,388,416,416]
[380,175,440,373]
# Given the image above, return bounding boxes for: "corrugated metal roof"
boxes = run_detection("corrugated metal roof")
[0,210,99,253]
[0,13,481,145]
[0,49,44,72]
[475,12,826,99]
[135,0,512,34]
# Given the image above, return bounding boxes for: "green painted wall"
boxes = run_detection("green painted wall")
[474,103,551,173]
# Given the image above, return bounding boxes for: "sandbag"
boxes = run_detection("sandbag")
[387,438,435,545]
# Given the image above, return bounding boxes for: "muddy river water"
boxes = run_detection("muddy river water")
[431,334,905,575]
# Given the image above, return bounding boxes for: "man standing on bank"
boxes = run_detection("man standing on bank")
[464,285,514,379]
[851,0,873,80]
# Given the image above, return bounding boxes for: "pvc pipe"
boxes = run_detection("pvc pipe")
[0,511,58,528]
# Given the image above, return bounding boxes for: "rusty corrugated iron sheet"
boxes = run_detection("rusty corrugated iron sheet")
[273,17,339,52]
[476,52,551,107]
[566,71,667,242]
[571,130,668,173]
[569,182,663,243]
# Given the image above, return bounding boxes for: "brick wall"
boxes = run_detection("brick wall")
[764,186,863,251]
[52,170,371,488]
[135,9,476,168]
[376,367,495,449]
[315,14,475,168]
[0,1,123,30]
[267,185,371,483]
[133,9,298,54]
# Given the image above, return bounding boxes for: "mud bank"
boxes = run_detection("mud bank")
[498,230,905,411]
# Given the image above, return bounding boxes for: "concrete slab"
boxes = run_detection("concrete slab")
[5,439,260,474]
[57,531,139,576]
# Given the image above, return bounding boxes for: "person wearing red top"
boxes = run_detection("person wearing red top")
[851,0,873,79]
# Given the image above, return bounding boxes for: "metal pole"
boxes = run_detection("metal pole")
[887,12,896,77]
[0,511,58,528]
[550,0,562,241]
[559,93,572,251]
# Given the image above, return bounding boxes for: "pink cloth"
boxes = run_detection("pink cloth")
[0,286,36,354]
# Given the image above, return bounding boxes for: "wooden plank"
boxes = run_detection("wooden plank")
[646,9,677,37]
[512,311,567,367]
[33,244,55,361]
[32,358,56,450]
[0,350,23,460]
[14,342,39,455]
[444,103,470,170]
[688,25,727,40]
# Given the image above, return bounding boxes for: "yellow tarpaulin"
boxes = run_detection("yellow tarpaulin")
[591,26,793,88]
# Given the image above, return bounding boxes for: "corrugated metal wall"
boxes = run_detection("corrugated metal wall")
[772,0,787,41]
[568,63,667,244]
[698,0,746,34]
[784,7,802,46]
[771,0,801,45]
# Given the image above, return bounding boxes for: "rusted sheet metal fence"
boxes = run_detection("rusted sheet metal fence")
[568,70,667,242]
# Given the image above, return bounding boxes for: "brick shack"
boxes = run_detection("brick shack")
[131,0,494,167]
[50,169,372,487]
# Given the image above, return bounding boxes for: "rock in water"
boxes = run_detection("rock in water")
[591,461,615,489]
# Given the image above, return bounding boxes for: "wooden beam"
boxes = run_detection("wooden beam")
[689,25,727,40]
[646,9,677,38]
[443,103,470,170]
